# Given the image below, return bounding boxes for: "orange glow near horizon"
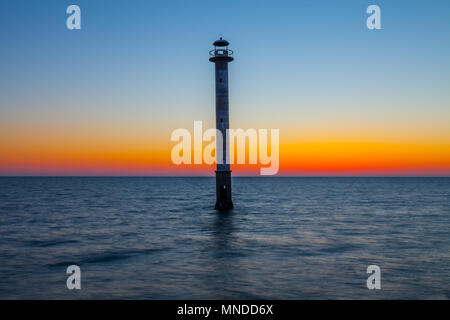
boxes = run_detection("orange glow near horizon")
[1,131,449,176]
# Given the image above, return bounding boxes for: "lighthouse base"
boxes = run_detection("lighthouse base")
[215,170,233,211]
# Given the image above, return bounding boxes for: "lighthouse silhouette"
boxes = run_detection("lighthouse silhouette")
[210,38,234,210]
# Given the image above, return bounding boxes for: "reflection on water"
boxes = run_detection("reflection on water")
[0,177,449,299]
[212,210,235,256]
[205,211,238,297]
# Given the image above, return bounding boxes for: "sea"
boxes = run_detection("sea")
[0,177,448,299]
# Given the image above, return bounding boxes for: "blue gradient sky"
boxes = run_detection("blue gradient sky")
[1,0,450,175]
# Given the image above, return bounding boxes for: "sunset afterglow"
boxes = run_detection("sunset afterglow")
[1,0,449,176]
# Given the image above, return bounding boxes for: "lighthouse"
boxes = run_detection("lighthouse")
[210,38,233,210]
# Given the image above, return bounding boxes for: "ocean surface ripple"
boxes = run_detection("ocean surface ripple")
[0,177,449,299]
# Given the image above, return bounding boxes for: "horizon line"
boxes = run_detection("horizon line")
[1,175,449,178]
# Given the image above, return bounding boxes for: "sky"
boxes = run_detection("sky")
[0,0,449,176]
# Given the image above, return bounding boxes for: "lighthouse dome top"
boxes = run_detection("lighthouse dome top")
[209,38,234,63]
[213,38,229,47]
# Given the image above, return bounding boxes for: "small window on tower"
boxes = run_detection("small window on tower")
[219,78,223,83]
[220,118,223,123]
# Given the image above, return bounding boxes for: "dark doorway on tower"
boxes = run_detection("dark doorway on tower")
[220,185,227,201]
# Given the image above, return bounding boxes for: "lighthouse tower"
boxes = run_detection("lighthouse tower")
[209,38,234,210]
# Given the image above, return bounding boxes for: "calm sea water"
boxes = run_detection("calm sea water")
[0,177,449,299]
